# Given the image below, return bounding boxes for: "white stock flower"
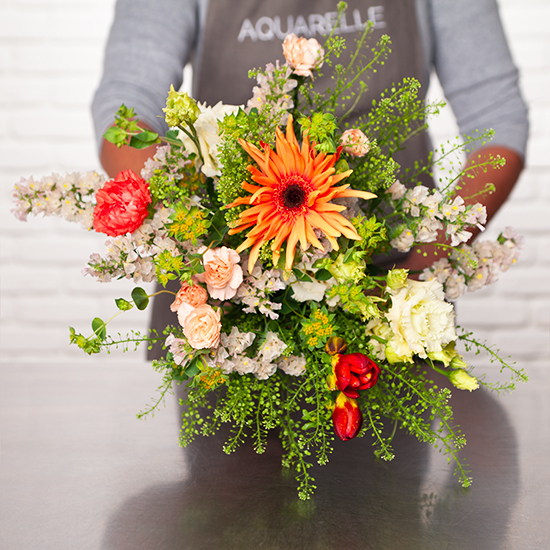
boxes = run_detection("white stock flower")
[278,355,307,376]
[386,180,406,200]
[404,186,430,217]
[259,332,287,362]
[391,228,414,253]
[220,326,256,356]
[386,279,456,360]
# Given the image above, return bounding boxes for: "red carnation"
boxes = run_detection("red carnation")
[93,170,151,237]
[333,352,381,399]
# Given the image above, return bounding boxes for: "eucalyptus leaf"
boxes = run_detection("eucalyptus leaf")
[92,317,107,340]
[131,287,150,310]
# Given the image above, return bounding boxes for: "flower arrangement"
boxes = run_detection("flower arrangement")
[12,7,527,500]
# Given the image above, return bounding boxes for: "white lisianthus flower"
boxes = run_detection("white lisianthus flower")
[386,279,456,360]
[179,101,241,177]
[290,279,328,302]
[288,262,336,302]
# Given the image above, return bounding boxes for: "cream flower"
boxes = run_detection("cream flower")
[282,33,324,77]
[184,304,222,349]
[386,279,456,360]
[179,101,240,177]
[196,246,243,300]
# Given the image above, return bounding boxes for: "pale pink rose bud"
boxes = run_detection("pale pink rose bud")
[170,281,208,312]
[195,246,243,301]
[340,129,370,157]
[184,304,221,349]
[282,33,324,78]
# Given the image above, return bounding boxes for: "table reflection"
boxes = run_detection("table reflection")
[102,381,518,549]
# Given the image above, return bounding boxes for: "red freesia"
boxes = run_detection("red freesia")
[93,170,151,236]
[333,352,381,398]
[332,392,362,441]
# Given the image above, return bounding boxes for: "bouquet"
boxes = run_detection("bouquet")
[12,9,527,499]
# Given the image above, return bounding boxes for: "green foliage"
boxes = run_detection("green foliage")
[104,104,160,149]
[131,287,150,310]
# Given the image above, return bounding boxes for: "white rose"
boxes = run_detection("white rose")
[386,279,456,360]
[179,101,241,177]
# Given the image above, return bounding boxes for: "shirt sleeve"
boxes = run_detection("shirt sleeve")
[428,0,529,158]
[91,0,201,152]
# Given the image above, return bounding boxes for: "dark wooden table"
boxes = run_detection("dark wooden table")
[1,359,548,549]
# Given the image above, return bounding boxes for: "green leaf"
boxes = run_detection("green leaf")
[315,268,332,281]
[184,362,200,378]
[133,130,159,142]
[131,287,150,310]
[103,126,127,146]
[208,210,229,247]
[164,130,184,147]
[129,134,156,149]
[292,269,313,283]
[115,298,133,311]
[92,317,107,340]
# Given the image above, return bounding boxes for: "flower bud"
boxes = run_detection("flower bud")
[328,254,366,284]
[449,353,469,371]
[325,336,348,356]
[386,269,409,291]
[340,129,370,157]
[332,392,362,441]
[163,85,201,127]
[449,369,479,391]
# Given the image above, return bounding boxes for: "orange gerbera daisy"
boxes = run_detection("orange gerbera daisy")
[227,116,376,272]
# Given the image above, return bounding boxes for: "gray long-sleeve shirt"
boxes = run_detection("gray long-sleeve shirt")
[92,0,529,158]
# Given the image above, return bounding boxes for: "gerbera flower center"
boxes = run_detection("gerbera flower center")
[282,183,307,209]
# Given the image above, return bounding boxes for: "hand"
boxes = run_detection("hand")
[396,145,524,279]
[100,121,158,178]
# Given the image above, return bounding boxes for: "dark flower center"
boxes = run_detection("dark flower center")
[282,184,307,209]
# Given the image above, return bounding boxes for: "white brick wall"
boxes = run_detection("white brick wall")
[1,0,548,371]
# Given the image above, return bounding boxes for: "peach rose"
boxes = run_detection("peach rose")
[196,247,243,300]
[282,33,324,77]
[340,129,370,157]
[184,304,221,349]
[170,282,208,312]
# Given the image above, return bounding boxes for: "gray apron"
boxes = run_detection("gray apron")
[149,0,430,359]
